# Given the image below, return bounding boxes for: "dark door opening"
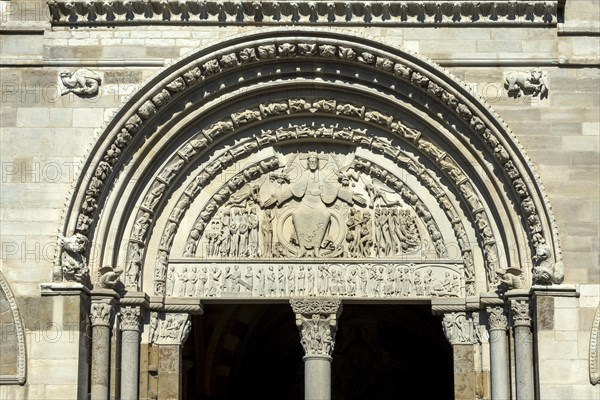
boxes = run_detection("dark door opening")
[182,303,453,399]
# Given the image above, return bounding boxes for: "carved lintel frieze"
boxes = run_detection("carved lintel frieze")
[119,305,142,331]
[509,298,531,328]
[442,311,488,345]
[486,306,508,331]
[291,298,342,358]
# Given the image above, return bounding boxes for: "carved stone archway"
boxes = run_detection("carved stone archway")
[50,29,565,400]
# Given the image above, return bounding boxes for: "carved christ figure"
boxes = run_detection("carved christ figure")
[264,152,365,257]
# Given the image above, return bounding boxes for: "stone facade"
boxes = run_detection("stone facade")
[0,0,598,399]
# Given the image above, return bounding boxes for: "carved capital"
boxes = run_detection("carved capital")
[510,299,531,327]
[442,311,488,345]
[90,302,113,327]
[119,306,142,331]
[153,313,192,346]
[291,298,342,358]
[486,306,508,331]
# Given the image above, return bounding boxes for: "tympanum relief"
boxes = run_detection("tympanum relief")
[191,149,436,260]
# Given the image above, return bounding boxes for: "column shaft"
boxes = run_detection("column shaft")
[120,330,141,400]
[487,306,510,400]
[510,298,535,400]
[304,356,332,400]
[90,324,111,400]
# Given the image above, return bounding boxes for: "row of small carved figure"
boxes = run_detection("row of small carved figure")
[198,206,262,258]
[164,264,462,298]
[192,204,430,259]
[48,0,558,24]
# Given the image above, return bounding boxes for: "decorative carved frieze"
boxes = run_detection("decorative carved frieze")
[163,262,464,299]
[442,311,489,345]
[291,298,342,358]
[47,1,559,26]
[119,306,142,331]
[59,68,101,97]
[486,306,508,331]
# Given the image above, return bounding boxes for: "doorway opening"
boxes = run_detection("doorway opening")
[182,303,453,399]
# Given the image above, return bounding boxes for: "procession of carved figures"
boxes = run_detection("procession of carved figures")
[191,150,438,260]
[164,263,463,299]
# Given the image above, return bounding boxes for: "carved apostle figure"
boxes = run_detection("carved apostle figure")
[263,152,365,257]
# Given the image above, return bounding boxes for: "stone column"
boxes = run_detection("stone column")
[487,306,510,400]
[90,291,118,400]
[290,299,342,400]
[119,305,142,400]
[509,297,535,400]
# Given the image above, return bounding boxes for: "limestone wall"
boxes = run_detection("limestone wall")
[0,0,598,398]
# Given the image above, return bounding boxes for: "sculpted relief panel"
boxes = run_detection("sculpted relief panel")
[165,262,464,300]
[191,149,434,260]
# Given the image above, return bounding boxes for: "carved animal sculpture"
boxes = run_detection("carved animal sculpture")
[60,68,101,96]
[95,266,123,289]
[504,68,548,98]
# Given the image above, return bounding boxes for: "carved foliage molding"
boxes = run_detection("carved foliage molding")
[64,35,561,291]
[590,304,600,385]
[0,272,26,385]
[48,1,559,26]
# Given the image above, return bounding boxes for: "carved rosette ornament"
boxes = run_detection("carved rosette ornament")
[119,306,142,332]
[486,306,508,331]
[90,302,113,327]
[510,299,531,328]
[291,299,342,358]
